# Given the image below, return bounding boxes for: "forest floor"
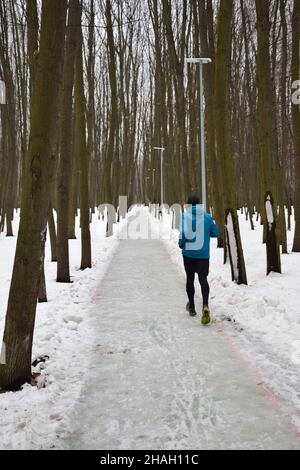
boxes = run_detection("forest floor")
[0,211,123,449]
[0,207,300,449]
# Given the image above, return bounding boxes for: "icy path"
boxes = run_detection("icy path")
[62,238,300,450]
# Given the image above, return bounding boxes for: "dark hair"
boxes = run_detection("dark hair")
[187,195,200,206]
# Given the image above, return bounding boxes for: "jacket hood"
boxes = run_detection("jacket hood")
[186,204,204,218]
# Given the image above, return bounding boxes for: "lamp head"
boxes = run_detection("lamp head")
[185,58,212,64]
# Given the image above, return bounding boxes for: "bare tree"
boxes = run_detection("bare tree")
[0,0,67,391]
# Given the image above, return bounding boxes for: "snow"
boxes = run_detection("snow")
[265,195,274,230]
[1,205,300,449]
[0,209,130,450]
[225,211,238,280]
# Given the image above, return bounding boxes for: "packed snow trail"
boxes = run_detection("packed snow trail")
[62,237,300,450]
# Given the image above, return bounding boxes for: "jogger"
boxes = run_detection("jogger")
[179,195,219,322]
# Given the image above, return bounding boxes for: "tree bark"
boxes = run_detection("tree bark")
[292,0,300,252]
[255,0,282,273]
[0,0,67,391]
[75,0,92,270]
[57,0,79,282]
[104,0,118,204]
[215,0,247,284]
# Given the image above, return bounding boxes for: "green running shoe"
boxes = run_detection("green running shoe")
[201,306,211,326]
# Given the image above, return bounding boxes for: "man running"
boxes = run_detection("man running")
[179,195,220,325]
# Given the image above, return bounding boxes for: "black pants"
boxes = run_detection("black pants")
[183,256,210,309]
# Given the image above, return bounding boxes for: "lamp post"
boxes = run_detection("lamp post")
[185,58,212,212]
[153,147,165,207]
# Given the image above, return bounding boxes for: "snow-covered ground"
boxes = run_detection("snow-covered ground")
[155,208,300,431]
[60,221,299,450]
[0,209,129,450]
[1,206,300,449]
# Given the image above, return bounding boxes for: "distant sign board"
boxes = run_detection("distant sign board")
[0,80,6,104]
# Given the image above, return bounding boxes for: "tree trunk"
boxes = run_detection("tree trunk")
[57,0,78,282]
[215,0,247,284]
[38,228,47,303]
[255,0,282,273]
[26,0,38,115]
[292,0,300,252]
[104,0,118,204]
[68,115,78,240]
[0,0,67,391]
[75,0,92,270]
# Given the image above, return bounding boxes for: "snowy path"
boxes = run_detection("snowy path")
[62,238,300,450]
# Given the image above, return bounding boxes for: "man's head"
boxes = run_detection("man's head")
[187,195,200,206]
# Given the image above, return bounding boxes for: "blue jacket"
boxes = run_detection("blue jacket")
[179,205,220,260]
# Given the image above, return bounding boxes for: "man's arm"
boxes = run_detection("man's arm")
[179,214,186,249]
[210,218,220,239]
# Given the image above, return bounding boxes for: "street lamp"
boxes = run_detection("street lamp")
[185,57,212,212]
[153,147,165,206]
